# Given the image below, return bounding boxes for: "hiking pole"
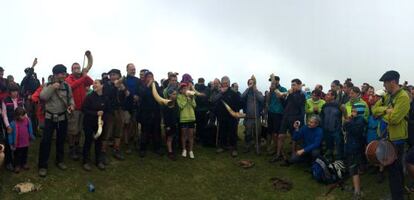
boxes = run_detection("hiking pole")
[252,75,260,155]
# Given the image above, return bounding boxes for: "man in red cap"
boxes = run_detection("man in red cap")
[65,62,93,160]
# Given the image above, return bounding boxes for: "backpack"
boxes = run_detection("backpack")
[311,156,345,184]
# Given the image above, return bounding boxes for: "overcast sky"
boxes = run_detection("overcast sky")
[1,0,413,92]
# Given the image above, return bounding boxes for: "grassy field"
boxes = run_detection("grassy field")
[0,127,393,200]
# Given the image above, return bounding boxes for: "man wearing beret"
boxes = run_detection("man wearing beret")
[372,70,410,200]
[38,64,75,177]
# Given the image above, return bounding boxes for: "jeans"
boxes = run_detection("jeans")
[38,119,68,169]
[290,149,320,164]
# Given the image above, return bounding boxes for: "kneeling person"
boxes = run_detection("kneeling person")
[289,115,323,165]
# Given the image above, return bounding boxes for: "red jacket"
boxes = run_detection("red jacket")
[65,74,93,110]
[31,86,45,122]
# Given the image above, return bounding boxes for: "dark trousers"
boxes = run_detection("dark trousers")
[140,119,161,152]
[38,119,68,169]
[25,99,39,136]
[195,110,208,144]
[387,143,404,200]
[4,134,14,166]
[324,130,344,160]
[14,147,28,167]
[83,126,102,164]
[290,149,320,164]
[218,119,238,148]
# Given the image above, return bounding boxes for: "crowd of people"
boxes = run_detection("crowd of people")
[1,53,414,200]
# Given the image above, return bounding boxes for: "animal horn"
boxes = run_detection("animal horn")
[83,50,93,72]
[94,116,103,139]
[251,75,256,85]
[221,100,246,118]
[152,82,172,106]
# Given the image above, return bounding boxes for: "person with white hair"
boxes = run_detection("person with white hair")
[212,76,242,157]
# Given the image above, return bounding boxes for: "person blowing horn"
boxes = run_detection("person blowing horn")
[241,76,264,154]
[102,69,129,162]
[138,71,163,157]
[212,76,242,157]
[65,51,94,161]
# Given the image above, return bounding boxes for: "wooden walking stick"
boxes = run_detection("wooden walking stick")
[252,75,260,154]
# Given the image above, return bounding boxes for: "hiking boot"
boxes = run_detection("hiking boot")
[83,163,92,171]
[154,149,164,156]
[70,147,80,161]
[231,150,238,157]
[377,171,385,184]
[56,162,67,170]
[113,149,125,160]
[280,160,291,167]
[216,148,225,154]
[6,163,14,172]
[353,191,363,200]
[14,166,20,174]
[182,150,187,158]
[38,168,48,177]
[168,152,177,161]
[269,155,283,163]
[189,151,195,159]
[96,162,106,170]
[101,152,110,165]
[125,147,133,155]
[242,145,251,153]
[22,164,30,170]
[139,151,146,158]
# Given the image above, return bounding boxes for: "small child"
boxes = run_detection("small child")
[343,105,366,200]
[163,86,179,160]
[8,107,35,173]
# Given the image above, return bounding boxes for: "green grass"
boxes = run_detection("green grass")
[0,128,391,200]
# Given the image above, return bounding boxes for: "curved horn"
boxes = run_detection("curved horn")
[221,100,246,118]
[251,75,256,85]
[152,82,172,106]
[94,116,103,139]
[84,50,93,71]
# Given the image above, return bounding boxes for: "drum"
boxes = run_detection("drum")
[365,140,397,166]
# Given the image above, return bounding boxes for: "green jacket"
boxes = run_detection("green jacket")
[372,89,410,141]
[177,94,196,123]
[305,99,325,121]
[344,98,369,121]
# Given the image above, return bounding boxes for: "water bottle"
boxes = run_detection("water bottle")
[88,182,95,192]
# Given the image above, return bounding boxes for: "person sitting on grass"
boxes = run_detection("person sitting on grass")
[163,86,179,160]
[8,107,35,173]
[343,105,366,200]
[284,115,323,166]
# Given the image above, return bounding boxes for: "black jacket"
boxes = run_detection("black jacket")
[103,81,127,112]
[138,82,162,123]
[82,92,107,130]
[284,91,306,119]
[162,104,179,128]
[194,84,210,112]
[212,88,242,122]
[20,68,40,97]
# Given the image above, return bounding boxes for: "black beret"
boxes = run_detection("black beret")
[108,69,121,76]
[52,64,67,75]
[379,70,400,82]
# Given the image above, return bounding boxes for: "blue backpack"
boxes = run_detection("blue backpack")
[312,157,345,184]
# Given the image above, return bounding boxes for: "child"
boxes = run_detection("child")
[8,107,35,173]
[162,86,179,160]
[343,105,366,200]
[177,82,197,159]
